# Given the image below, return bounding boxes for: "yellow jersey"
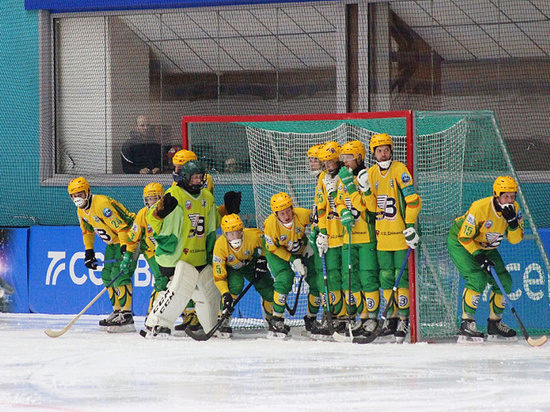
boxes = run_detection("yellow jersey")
[335,170,376,244]
[127,206,157,259]
[451,196,524,254]
[264,207,311,262]
[212,228,263,295]
[77,194,135,250]
[367,161,422,251]
[316,170,344,247]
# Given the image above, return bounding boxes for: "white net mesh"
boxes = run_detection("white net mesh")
[184,111,550,339]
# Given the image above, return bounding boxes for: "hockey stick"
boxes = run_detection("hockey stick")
[489,266,547,347]
[186,279,256,342]
[45,268,126,338]
[285,274,304,316]
[353,247,412,344]
[321,253,352,343]
[346,230,354,338]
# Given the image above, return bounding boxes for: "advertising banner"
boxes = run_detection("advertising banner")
[28,226,155,316]
[0,228,29,313]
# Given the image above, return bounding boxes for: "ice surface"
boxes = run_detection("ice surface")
[1,313,550,411]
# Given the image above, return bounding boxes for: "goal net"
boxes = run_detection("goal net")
[183,111,550,341]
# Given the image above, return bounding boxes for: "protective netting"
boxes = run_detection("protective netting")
[184,111,550,340]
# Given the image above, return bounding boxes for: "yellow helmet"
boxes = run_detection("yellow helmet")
[341,140,366,161]
[493,176,518,197]
[221,213,244,232]
[68,177,90,196]
[143,183,164,207]
[307,143,324,159]
[318,141,341,162]
[270,192,293,212]
[173,150,197,166]
[369,133,393,154]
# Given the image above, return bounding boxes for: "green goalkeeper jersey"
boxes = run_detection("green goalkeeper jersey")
[147,185,218,267]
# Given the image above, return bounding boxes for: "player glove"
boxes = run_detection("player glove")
[303,244,315,260]
[84,249,98,270]
[315,232,329,257]
[120,251,133,274]
[254,256,268,281]
[339,208,355,230]
[290,257,307,278]
[501,204,518,229]
[156,192,178,219]
[222,292,234,314]
[403,226,420,249]
[338,167,356,194]
[474,253,495,274]
[224,191,242,215]
[323,175,338,197]
[356,169,371,193]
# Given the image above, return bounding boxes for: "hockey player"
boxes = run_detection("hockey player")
[124,183,166,314]
[335,140,380,337]
[302,143,325,335]
[310,141,346,337]
[213,213,275,338]
[142,160,220,338]
[68,177,137,332]
[366,133,422,343]
[263,192,318,338]
[448,176,523,342]
[171,149,240,333]
[172,149,242,216]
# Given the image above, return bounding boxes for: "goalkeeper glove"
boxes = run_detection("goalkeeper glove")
[156,192,178,219]
[224,191,242,215]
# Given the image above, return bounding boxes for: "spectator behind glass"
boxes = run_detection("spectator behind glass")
[225,157,239,173]
[121,115,162,174]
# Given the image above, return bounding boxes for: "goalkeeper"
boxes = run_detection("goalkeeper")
[212,214,275,338]
[68,177,137,333]
[335,140,379,337]
[366,133,422,343]
[263,192,319,339]
[447,176,524,342]
[171,149,241,333]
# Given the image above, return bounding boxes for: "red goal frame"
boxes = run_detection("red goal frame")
[182,111,419,343]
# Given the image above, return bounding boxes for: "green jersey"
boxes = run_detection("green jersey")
[147,185,218,267]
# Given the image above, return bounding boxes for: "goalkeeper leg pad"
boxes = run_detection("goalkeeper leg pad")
[192,264,221,333]
[145,260,198,330]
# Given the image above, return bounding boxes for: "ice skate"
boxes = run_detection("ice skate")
[344,318,364,337]
[98,311,119,331]
[301,315,321,337]
[457,318,485,343]
[361,318,379,337]
[174,312,203,336]
[106,311,135,333]
[374,317,397,343]
[140,325,171,339]
[394,318,409,344]
[267,317,289,339]
[216,316,233,339]
[486,318,517,342]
